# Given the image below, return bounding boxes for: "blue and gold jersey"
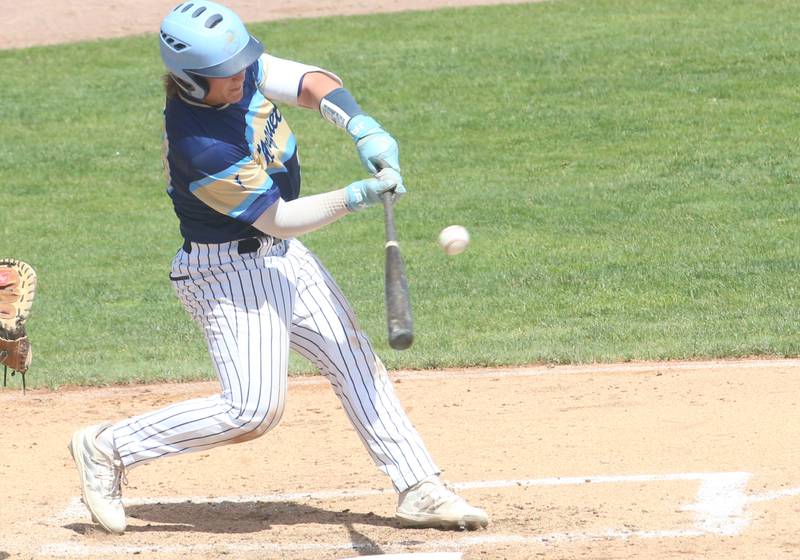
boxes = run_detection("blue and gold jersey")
[164,59,300,243]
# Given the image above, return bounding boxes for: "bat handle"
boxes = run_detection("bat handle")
[382,191,397,241]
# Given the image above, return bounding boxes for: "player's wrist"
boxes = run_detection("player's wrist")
[344,181,370,211]
[347,115,401,174]
[319,88,364,130]
[346,114,383,141]
[344,170,405,212]
[319,90,400,175]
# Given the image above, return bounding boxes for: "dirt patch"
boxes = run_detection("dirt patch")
[4,0,538,50]
[2,358,800,559]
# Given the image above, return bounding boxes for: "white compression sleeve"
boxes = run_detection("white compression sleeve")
[252,190,351,239]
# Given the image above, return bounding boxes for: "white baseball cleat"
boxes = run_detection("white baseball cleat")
[396,475,489,530]
[68,424,127,534]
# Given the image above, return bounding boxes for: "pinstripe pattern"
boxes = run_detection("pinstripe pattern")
[109,238,437,492]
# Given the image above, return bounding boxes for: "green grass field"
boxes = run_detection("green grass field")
[1,0,798,388]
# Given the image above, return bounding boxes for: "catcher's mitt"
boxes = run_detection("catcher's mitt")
[0,259,37,373]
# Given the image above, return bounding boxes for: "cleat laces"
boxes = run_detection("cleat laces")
[414,480,461,512]
[91,452,127,503]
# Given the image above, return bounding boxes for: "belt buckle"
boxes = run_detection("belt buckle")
[237,237,262,255]
[237,235,280,255]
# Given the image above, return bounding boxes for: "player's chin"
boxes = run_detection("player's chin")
[227,88,244,103]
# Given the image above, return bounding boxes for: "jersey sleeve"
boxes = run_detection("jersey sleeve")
[188,141,282,225]
[256,53,342,106]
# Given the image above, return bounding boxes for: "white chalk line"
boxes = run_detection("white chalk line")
[45,471,769,557]
[746,486,800,503]
[52,472,743,524]
[682,472,751,536]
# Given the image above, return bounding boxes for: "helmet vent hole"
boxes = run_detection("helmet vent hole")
[161,31,189,52]
[192,6,206,17]
[205,14,223,28]
[181,3,194,12]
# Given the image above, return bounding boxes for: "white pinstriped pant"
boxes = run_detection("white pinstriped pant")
[109,237,438,492]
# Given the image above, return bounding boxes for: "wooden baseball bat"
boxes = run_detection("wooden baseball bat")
[382,190,414,350]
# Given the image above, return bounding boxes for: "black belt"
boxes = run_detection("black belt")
[182,237,273,255]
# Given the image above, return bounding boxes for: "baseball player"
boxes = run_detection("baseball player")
[68,0,488,535]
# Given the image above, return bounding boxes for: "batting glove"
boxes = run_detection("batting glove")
[347,115,401,174]
[344,168,406,211]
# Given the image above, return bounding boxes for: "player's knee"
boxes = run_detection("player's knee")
[252,399,286,433]
[228,399,285,443]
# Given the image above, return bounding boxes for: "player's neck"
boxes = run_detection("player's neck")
[177,91,230,110]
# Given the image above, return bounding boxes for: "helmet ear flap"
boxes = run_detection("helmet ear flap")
[171,73,209,99]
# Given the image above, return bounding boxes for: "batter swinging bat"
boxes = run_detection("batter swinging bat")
[382,190,414,350]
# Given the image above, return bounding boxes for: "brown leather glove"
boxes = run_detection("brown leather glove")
[0,259,37,373]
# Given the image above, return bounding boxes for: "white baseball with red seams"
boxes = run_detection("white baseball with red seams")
[438,225,470,255]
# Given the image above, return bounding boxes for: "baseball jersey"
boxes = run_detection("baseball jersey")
[163,58,300,243]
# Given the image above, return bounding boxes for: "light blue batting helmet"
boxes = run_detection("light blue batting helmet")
[159,1,264,99]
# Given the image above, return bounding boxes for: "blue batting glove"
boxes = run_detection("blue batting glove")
[376,167,405,196]
[346,115,400,174]
[344,168,406,211]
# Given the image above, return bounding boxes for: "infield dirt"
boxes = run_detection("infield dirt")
[3,0,537,50]
[2,359,800,559]
[3,1,800,559]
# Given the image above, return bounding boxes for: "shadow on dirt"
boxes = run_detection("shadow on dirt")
[63,500,397,535]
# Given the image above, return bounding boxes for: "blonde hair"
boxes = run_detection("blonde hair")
[163,73,182,100]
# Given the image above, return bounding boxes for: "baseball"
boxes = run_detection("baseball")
[438,225,470,256]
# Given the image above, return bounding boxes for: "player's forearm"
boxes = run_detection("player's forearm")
[315,86,401,175]
[252,171,403,238]
[297,71,341,110]
[290,64,400,175]
[298,72,366,133]
[252,190,350,239]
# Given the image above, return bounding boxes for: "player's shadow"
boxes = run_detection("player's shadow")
[64,500,397,535]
